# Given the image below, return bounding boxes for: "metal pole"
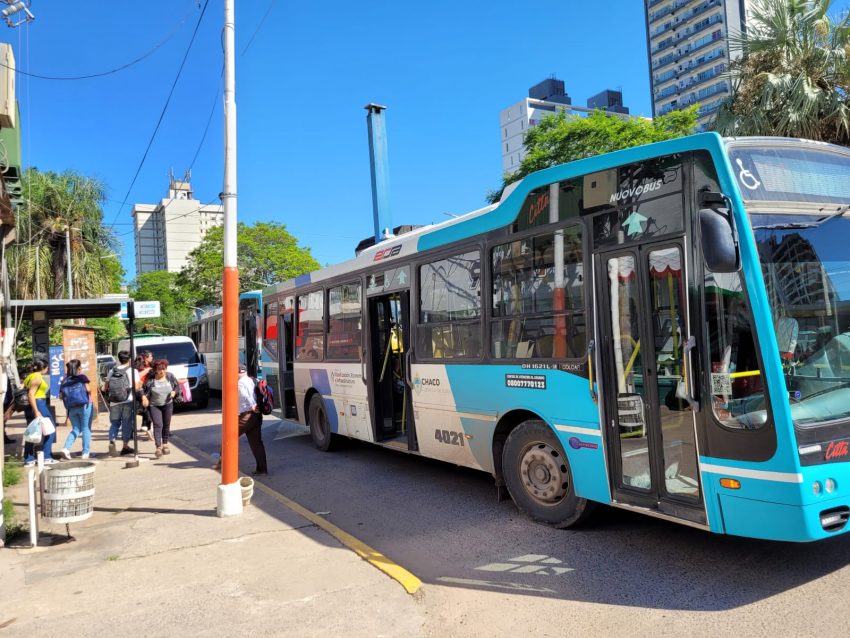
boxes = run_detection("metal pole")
[125,303,139,469]
[365,103,392,243]
[217,0,242,517]
[65,225,73,300]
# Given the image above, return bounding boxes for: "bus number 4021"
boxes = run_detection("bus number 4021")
[435,429,465,447]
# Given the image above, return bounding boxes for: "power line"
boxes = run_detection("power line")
[0,4,194,80]
[188,81,221,174]
[242,0,277,56]
[107,0,210,233]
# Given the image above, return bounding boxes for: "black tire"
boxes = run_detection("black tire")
[502,419,594,528]
[308,393,336,451]
[195,395,209,410]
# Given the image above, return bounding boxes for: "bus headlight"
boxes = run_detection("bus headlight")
[813,481,823,496]
[825,478,837,494]
[199,373,209,385]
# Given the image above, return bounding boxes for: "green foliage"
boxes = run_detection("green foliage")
[87,317,127,349]
[3,459,21,488]
[4,496,24,539]
[177,222,320,305]
[129,270,196,335]
[713,0,850,142]
[488,108,699,203]
[10,168,123,300]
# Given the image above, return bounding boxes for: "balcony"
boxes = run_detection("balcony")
[651,10,723,47]
[649,0,698,24]
[652,28,724,71]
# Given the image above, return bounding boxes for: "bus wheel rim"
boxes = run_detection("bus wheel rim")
[519,442,568,506]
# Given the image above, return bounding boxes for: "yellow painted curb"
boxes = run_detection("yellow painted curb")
[171,434,422,595]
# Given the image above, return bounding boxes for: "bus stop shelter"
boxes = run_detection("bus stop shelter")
[7,296,132,363]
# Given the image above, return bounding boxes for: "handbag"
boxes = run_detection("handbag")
[179,379,192,404]
[24,418,42,443]
[39,415,56,436]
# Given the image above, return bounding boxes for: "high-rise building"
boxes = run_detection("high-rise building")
[133,172,223,275]
[500,78,634,175]
[644,0,750,129]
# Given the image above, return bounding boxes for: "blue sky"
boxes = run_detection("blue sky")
[14,0,652,280]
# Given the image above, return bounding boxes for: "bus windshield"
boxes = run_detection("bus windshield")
[755,213,850,427]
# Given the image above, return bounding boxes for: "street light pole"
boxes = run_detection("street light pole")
[217,0,242,517]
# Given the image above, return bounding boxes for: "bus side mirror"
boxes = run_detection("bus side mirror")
[200,353,206,365]
[700,207,739,273]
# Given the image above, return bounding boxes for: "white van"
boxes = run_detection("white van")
[117,335,210,409]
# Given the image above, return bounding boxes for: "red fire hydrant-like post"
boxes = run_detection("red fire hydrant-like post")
[217,0,242,517]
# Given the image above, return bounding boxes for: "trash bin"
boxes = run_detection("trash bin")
[42,461,96,524]
[240,476,254,507]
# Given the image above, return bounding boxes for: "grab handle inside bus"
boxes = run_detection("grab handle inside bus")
[587,339,598,402]
[678,335,700,411]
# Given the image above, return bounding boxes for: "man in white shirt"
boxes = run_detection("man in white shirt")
[222,363,267,475]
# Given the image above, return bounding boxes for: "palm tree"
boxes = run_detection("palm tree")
[713,0,850,143]
[11,168,122,299]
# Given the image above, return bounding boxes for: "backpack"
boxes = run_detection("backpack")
[61,376,89,409]
[13,384,30,410]
[107,367,131,403]
[254,378,274,415]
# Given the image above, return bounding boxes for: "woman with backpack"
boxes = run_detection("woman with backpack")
[22,356,56,467]
[58,359,95,460]
[140,359,178,459]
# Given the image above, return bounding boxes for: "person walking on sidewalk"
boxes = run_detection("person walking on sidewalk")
[103,350,135,457]
[22,356,57,467]
[141,359,178,459]
[58,359,96,460]
[134,353,153,440]
[213,363,268,475]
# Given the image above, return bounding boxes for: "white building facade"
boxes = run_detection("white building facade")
[645,0,750,129]
[500,87,635,175]
[133,174,223,275]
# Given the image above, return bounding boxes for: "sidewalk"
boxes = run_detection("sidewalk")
[1,408,424,637]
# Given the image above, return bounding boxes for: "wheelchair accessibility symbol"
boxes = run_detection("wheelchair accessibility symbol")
[736,158,761,190]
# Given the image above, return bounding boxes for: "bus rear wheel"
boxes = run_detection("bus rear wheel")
[502,420,593,529]
[308,394,336,452]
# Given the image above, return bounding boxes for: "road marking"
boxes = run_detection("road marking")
[171,434,422,595]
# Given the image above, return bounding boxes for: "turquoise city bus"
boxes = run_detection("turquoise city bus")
[187,290,265,392]
[262,133,850,541]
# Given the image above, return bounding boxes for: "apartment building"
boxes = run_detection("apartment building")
[500,78,634,175]
[133,172,223,275]
[644,0,750,129]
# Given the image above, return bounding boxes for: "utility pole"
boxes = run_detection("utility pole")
[0,0,34,549]
[217,0,241,517]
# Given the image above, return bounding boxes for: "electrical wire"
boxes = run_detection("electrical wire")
[0,4,195,81]
[107,0,210,233]
[188,82,221,174]
[242,0,277,56]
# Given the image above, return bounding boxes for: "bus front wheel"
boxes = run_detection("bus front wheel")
[308,394,336,452]
[502,420,593,529]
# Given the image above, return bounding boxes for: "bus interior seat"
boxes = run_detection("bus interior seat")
[535,334,554,358]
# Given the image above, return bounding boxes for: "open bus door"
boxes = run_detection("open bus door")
[278,311,296,419]
[365,271,416,450]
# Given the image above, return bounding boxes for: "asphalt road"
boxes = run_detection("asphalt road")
[173,400,850,635]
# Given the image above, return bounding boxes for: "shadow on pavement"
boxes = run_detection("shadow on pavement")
[171,399,850,613]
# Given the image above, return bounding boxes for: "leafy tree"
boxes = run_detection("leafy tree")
[178,222,320,305]
[488,108,699,203]
[129,270,196,335]
[10,168,123,299]
[713,0,850,142]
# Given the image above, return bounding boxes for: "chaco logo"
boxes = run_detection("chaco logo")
[413,373,440,394]
[609,179,663,204]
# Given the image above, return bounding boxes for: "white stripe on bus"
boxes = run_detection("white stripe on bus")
[554,424,602,436]
[700,463,803,484]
